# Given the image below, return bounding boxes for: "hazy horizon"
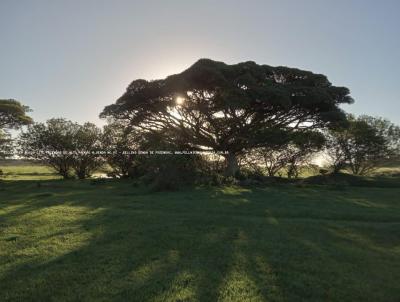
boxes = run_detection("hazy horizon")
[1,0,399,126]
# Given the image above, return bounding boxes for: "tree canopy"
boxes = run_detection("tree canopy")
[19,119,103,179]
[325,115,400,175]
[0,99,33,129]
[101,59,353,175]
[0,99,32,159]
[0,130,12,159]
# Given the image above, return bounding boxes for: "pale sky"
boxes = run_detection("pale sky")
[1,0,399,125]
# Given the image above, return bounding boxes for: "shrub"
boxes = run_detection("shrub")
[140,154,203,191]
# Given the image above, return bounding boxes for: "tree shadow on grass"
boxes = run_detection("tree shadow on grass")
[0,181,288,301]
[1,181,400,301]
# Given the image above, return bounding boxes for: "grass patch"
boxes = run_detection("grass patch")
[303,172,400,188]
[0,162,60,181]
[0,179,399,301]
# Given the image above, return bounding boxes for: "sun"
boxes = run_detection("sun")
[175,96,185,105]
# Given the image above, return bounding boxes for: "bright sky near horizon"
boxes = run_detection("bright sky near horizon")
[1,0,399,126]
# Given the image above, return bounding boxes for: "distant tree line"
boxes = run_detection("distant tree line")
[1,59,400,188]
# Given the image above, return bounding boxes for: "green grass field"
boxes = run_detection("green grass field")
[0,165,400,301]
[0,161,60,180]
[0,161,109,180]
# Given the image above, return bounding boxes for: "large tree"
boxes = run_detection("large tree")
[101,59,353,175]
[71,122,104,179]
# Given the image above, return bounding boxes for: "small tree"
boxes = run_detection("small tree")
[243,131,324,178]
[72,123,103,179]
[102,121,140,178]
[20,119,104,179]
[325,115,400,175]
[243,147,286,177]
[324,128,349,174]
[285,132,325,178]
[19,119,77,179]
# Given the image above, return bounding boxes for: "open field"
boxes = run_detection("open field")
[1,176,400,301]
[0,162,109,181]
[1,161,400,182]
[2,1,399,301]
[0,164,60,180]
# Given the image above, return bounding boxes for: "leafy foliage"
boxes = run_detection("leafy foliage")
[102,121,140,178]
[0,130,12,159]
[19,119,77,179]
[0,99,32,129]
[137,131,206,190]
[19,119,103,179]
[71,122,104,179]
[101,59,353,176]
[243,131,325,178]
[325,115,400,175]
[0,99,33,158]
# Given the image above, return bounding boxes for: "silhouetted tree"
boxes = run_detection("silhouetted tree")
[137,130,206,190]
[284,132,325,178]
[19,119,77,179]
[244,131,324,178]
[325,115,400,175]
[101,59,353,176]
[324,128,349,174]
[19,119,104,179]
[102,121,140,178]
[71,122,103,179]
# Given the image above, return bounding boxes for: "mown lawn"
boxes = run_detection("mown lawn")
[0,179,399,301]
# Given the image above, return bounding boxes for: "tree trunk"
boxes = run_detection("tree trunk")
[332,163,343,174]
[224,153,239,177]
[76,169,86,179]
[60,170,70,179]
